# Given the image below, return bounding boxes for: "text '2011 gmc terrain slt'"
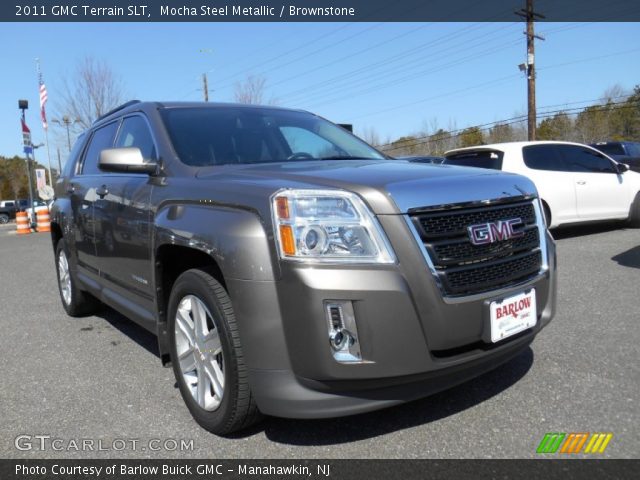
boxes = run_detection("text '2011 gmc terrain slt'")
[51,101,556,434]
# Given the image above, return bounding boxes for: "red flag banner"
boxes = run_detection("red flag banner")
[21,118,31,145]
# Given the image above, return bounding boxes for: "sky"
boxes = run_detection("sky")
[1,20,639,167]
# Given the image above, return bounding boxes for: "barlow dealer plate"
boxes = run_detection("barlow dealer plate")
[489,289,537,343]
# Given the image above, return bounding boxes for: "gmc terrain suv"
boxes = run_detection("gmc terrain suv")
[51,101,557,434]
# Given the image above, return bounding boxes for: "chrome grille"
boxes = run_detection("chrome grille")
[410,200,542,296]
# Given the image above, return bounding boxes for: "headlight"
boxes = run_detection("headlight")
[271,189,396,264]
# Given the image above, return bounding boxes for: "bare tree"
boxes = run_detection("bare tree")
[56,56,126,132]
[359,126,381,147]
[234,75,277,105]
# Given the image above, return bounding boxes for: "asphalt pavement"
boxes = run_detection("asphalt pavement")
[0,221,638,459]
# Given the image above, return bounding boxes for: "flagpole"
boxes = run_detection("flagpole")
[36,58,53,187]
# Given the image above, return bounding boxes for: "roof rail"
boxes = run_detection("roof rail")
[94,100,141,124]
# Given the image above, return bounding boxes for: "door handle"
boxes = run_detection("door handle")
[576,180,586,185]
[66,184,75,194]
[96,185,109,198]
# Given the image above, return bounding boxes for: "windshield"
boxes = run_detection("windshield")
[161,106,385,167]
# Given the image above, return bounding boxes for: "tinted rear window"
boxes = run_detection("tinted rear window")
[444,150,503,170]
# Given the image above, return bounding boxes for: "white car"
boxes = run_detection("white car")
[444,141,640,228]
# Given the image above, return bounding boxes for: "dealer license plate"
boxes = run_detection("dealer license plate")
[489,289,537,343]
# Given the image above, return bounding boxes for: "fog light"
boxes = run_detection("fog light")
[324,301,363,363]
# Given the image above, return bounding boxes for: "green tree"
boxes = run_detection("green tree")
[0,155,48,200]
[487,123,516,143]
[387,135,419,155]
[459,127,484,147]
[537,113,573,141]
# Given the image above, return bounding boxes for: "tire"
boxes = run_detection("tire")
[55,239,101,317]
[168,269,261,435]
[628,192,640,228]
[0,213,9,224]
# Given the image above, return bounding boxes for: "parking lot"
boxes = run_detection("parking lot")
[0,221,638,459]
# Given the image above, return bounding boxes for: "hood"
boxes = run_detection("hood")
[196,160,538,214]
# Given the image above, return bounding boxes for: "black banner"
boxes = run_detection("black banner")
[5,0,640,22]
[1,459,638,480]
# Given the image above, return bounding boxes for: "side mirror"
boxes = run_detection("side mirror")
[616,162,629,174]
[99,147,158,174]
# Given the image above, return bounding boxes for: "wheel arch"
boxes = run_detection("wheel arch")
[153,202,278,365]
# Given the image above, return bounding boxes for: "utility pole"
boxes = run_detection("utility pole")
[516,0,544,141]
[56,148,62,174]
[202,73,209,102]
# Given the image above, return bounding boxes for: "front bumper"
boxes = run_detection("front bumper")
[225,227,556,418]
[248,328,533,418]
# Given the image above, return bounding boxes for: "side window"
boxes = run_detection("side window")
[562,146,616,174]
[522,145,570,172]
[81,122,118,175]
[115,116,157,161]
[280,126,341,158]
[63,133,86,177]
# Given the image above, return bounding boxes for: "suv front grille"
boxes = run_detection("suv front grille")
[410,200,542,296]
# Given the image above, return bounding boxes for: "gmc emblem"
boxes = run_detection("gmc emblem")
[467,218,524,245]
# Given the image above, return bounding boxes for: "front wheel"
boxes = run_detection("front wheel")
[168,269,261,435]
[0,213,9,224]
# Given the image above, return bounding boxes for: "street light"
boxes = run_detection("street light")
[18,100,36,227]
[51,115,79,152]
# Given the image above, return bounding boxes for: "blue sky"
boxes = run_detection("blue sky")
[1,21,638,164]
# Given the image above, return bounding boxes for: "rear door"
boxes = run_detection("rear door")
[69,121,119,276]
[94,114,156,329]
[560,145,629,220]
[521,144,577,225]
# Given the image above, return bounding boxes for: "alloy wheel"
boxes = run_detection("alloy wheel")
[174,295,225,411]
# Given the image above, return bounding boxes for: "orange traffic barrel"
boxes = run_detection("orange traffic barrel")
[36,209,51,233]
[16,211,31,235]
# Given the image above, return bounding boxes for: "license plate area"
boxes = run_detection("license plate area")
[489,289,537,343]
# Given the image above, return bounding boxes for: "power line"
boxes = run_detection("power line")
[279,23,519,105]
[386,100,639,152]
[380,99,639,152]
[349,46,640,123]
[301,38,522,110]
[172,23,357,100]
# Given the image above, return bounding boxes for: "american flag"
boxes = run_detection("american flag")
[38,70,48,130]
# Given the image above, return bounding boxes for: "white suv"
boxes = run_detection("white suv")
[445,141,640,228]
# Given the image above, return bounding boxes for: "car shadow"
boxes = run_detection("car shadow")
[233,348,534,445]
[91,305,533,445]
[95,306,160,358]
[611,245,640,269]
[551,221,626,240]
